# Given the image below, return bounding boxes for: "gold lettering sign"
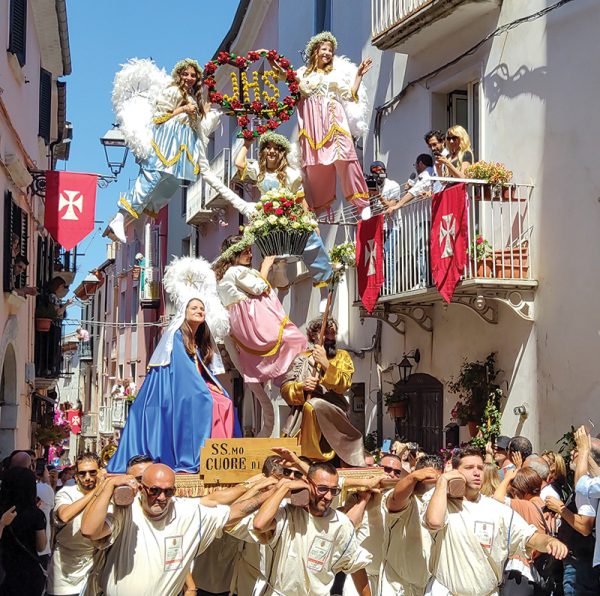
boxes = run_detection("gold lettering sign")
[200,438,300,484]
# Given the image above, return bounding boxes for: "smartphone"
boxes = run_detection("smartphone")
[35,458,47,476]
[381,439,392,453]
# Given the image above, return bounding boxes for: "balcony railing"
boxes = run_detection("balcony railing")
[371,0,500,52]
[78,341,93,361]
[99,405,113,435]
[81,412,98,437]
[53,248,77,285]
[380,179,535,301]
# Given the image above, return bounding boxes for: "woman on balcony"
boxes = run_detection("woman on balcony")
[108,258,239,474]
[292,32,372,214]
[435,125,474,180]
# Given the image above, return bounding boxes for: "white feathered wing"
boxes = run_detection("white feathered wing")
[112,58,170,160]
[334,55,369,138]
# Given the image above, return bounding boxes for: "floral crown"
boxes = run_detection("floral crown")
[304,31,338,62]
[214,233,255,265]
[259,132,291,154]
[171,58,203,78]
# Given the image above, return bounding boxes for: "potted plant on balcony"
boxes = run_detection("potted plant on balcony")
[465,161,514,200]
[35,301,58,333]
[384,383,409,419]
[468,234,493,277]
[448,353,502,437]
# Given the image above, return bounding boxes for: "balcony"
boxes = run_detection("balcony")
[364,180,536,326]
[81,412,98,437]
[371,0,501,53]
[99,406,113,435]
[186,176,214,225]
[78,341,93,361]
[204,148,232,209]
[52,248,77,286]
[140,265,161,309]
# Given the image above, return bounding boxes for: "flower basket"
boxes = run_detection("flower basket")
[254,230,310,258]
[36,317,53,333]
[387,402,408,419]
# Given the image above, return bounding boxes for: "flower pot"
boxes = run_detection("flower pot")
[36,318,53,333]
[132,266,141,281]
[467,420,479,437]
[493,242,529,279]
[501,185,518,201]
[476,259,494,278]
[255,231,310,258]
[387,402,407,419]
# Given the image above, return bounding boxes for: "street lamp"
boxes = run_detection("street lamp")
[397,349,421,383]
[100,126,129,177]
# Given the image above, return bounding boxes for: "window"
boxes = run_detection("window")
[314,0,332,34]
[181,236,191,258]
[446,81,480,159]
[8,0,27,67]
[3,191,29,292]
[129,362,136,383]
[181,187,187,217]
[39,68,52,144]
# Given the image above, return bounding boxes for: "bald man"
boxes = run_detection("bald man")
[8,450,33,470]
[524,455,560,500]
[81,463,275,596]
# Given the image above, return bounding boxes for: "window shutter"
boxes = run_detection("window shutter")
[8,0,27,67]
[39,68,52,144]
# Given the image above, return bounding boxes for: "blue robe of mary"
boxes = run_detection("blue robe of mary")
[107,330,241,473]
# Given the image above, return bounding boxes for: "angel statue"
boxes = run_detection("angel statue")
[278,32,373,215]
[107,256,240,474]
[105,58,226,243]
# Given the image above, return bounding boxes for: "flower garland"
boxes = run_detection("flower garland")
[203,50,300,140]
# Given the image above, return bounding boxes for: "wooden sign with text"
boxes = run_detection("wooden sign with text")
[200,438,300,484]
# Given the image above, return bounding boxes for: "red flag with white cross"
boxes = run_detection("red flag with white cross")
[44,171,98,250]
[430,183,468,302]
[356,214,384,313]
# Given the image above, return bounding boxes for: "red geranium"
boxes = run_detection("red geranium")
[203,77,216,89]
[247,51,260,61]
[256,125,268,135]
[251,101,263,113]
[267,119,279,129]
[209,92,223,103]
[267,50,279,61]
[235,56,248,68]
[278,111,290,122]
[275,208,284,215]
[279,57,291,69]
[237,115,250,126]
[242,129,255,140]
[289,82,299,94]
[231,99,243,110]
[204,62,217,75]
[217,52,230,65]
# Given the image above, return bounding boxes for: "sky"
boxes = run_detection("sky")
[63,0,240,325]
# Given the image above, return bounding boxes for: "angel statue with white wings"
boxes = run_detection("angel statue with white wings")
[106,58,225,242]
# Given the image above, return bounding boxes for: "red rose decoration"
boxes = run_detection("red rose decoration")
[289,82,299,94]
[279,57,290,69]
[237,115,250,126]
[251,101,263,113]
[283,97,296,107]
[217,52,230,65]
[295,195,304,203]
[247,51,260,61]
[278,111,290,122]
[204,62,217,75]
[231,99,243,110]
[268,101,279,111]
[209,92,223,103]
[275,208,284,215]
[203,77,216,89]
[235,56,248,68]
[267,119,279,129]
[257,125,268,134]
[267,50,279,61]
[242,129,255,140]
[286,70,296,82]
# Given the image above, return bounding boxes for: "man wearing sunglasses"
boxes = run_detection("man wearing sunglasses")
[47,451,103,596]
[81,463,275,596]
[253,461,372,595]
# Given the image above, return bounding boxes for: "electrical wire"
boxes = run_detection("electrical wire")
[373,0,577,154]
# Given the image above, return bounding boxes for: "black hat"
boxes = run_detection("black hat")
[495,435,511,450]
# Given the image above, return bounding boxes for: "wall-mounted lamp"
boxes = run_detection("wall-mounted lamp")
[100,125,129,178]
[397,349,420,383]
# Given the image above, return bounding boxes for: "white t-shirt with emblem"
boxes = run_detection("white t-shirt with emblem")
[98,496,230,596]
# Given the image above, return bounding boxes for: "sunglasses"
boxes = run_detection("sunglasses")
[76,470,98,478]
[281,468,304,480]
[313,484,341,497]
[383,466,403,477]
[142,484,176,498]
[446,135,459,141]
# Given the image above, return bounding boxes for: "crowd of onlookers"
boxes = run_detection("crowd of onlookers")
[0,424,599,596]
